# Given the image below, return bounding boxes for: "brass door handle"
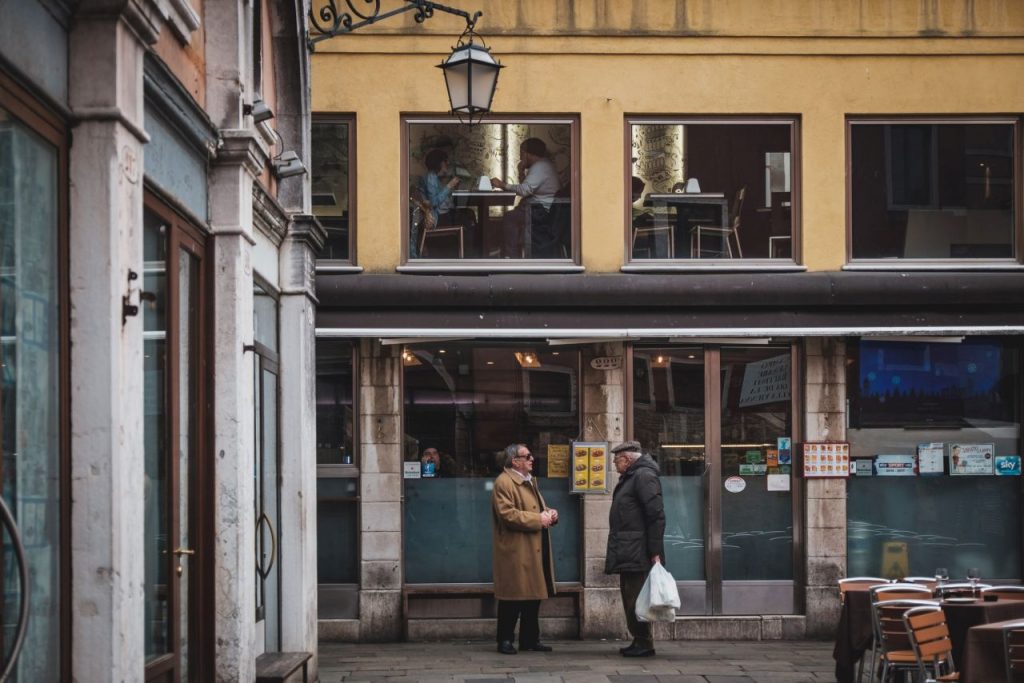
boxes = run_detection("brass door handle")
[173,547,195,556]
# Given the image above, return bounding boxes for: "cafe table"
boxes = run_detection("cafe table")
[833,589,1024,683]
[643,192,730,258]
[451,191,517,257]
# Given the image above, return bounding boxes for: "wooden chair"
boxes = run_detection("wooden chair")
[866,586,935,682]
[903,604,958,682]
[690,186,745,258]
[410,195,464,258]
[632,218,674,258]
[981,585,1024,600]
[1002,621,1024,681]
[838,576,889,605]
[872,599,939,682]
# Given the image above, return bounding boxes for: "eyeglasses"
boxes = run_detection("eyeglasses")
[515,454,534,460]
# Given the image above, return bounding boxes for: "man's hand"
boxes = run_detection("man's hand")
[540,510,553,528]
[651,554,661,565]
[490,177,506,190]
[446,176,460,189]
[548,508,559,525]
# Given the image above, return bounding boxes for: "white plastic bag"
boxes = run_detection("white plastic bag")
[635,563,680,623]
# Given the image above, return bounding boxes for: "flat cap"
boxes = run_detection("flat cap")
[611,440,642,454]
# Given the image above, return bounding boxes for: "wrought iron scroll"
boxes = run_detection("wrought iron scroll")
[309,0,482,50]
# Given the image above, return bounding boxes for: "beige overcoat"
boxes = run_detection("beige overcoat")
[491,468,557,601]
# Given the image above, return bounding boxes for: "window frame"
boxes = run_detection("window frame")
[622,115,803,271]
[312,113,358,270]
[845,115,1023,269]
[400,114,582,272]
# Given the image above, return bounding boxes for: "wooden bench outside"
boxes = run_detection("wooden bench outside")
[255,651,311,683]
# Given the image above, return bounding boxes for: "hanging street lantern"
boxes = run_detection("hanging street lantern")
[437,26,503,126]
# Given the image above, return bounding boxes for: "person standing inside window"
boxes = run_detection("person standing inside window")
[491,138,560,258]
[491,443,558,654]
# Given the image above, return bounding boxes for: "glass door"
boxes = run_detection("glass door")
[143,198,208,681]
[631,344,800,615]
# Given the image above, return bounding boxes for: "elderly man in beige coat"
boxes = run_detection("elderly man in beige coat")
[491,443,558,655]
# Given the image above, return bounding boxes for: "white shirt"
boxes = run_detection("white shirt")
[506,157,559,210]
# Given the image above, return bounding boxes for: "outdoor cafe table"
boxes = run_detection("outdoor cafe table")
[833,589,1024,683]
[961,616,1024,682]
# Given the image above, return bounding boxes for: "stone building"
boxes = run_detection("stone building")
[309,0,1024,644]
[1,0,320,679]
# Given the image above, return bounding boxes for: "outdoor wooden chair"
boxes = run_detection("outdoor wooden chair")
[865,586,935,683]
[981,585,1024,600]
[838,576,889,605]
[1003,621,1024,681]
[902,604,958,682]
[902,577,939,591]
[872,599,939,682]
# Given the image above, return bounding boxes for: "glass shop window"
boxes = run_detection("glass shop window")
[849,120,1017,261]
[311,117,354,262]
[402,344,581,583]
[404,118,577,262]
[628,118,797,262]
[847,338,1022,581]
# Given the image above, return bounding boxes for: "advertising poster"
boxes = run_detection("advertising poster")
[802,442,850,478]
[995,455,1022,476]
[949,443,995,476]
[571,442,609,493]
[852,458,874,476]
[916,443,945,475]
[874,454,916,476]
[739,464,767,475]
[777,437,792,465]
[547,444,570,478]
[767,449,779,467]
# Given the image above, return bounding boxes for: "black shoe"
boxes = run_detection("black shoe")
[522,642,553,652]
[621,644,655,657]
[497,641,517,655]
[618,641,637,654]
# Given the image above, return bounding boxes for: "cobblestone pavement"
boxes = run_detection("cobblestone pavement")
[317,639,836,682]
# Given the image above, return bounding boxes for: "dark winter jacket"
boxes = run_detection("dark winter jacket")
[604,454,666,574]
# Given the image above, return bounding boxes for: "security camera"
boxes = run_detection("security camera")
[244,99,274,124]
[273,151,306,179]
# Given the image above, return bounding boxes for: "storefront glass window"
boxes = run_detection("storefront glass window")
[847,338,1022,580]
[403,345,581,583]
[849,120,1017,260]
[0,104,61,681]
[311,118,353,262]
[628,119,796,261]
[405,119,576,261]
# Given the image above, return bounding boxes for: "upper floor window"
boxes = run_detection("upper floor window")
[849,119,1018,262]
[628,118,797,263]
[312,116,354,262]
[404,117,578,262]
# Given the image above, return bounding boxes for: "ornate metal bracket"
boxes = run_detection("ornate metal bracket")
[308,0,483,50]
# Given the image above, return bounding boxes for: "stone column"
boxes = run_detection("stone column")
[68,5,155,679]
[208,132,264,680]
[803,337,847,637]
[278,215,325,674]
[579,343,628,639]
[358,340,403,641]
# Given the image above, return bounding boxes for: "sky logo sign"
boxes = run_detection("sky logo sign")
[994,455,1022,476]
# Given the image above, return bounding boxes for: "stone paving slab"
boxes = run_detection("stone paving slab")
[317,640,834,682]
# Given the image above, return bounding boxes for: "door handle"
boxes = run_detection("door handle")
[256,512,277,580]
[173,547,194,577]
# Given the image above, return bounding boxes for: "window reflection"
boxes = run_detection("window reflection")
[406,120,575,260]
[629,121,795,260]
[850,121,1016,260]
[311,119,352,261]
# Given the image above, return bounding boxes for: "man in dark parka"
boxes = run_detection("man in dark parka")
[605,440,666,657]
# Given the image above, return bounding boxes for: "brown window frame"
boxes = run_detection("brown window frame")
[312,113,357,268]
[400,114,582,271]
[623,115,802,270]
[845,115,1023,269]
[0,66,70,681]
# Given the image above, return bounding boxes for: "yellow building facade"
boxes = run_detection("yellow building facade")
[310,0,1024,645]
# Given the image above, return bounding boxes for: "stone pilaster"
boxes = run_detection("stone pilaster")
[359,340,404,641]
[579,343,628,639]
[803,337,847,637]
[68,7,151,680]
[278,215,326,675]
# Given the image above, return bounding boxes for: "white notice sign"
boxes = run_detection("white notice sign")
[738,354,791,407]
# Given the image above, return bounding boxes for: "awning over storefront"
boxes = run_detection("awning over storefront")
[315,271,1024,338]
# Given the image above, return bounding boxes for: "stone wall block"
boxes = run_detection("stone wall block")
[358,590,403,641]
[807,496,845,529]
[361,473,401,502]
[807,525,846,559]
[804,337,825,357]
[804,585,841,638]
[806,381,843,414]
[808,412,846,441]
[580,587,630,640]
[584,558,617,586]
[359,385,400,415]
[360,413,401,445]
[361,531,402,561]
[806,477,847,500]
[583,497,612,530]
[360,560,401,589]
[360,443,401,473]
[807,556,845,587]
[675,616,761,640]
[582,413,623,442]
[781,615,807,640]
[584,527,610,557]
[584,383,623,414]
[360,502,402,532]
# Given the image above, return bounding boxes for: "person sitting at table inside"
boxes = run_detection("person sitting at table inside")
[417,149,477,257]
[491,138,560,258]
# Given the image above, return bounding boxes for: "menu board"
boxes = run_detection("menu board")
[571,441,609,494]
[802,442,850,478]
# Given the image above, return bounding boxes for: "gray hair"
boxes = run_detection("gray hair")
[503,443,526,468]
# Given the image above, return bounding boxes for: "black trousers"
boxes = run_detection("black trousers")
[496,599,540,647]
[619,570,654,649]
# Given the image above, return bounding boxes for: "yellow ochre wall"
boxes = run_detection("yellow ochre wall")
[311,0,1024,273]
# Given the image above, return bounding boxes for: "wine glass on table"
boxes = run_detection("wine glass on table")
[967,567,981,597]
[935,567,949,590]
